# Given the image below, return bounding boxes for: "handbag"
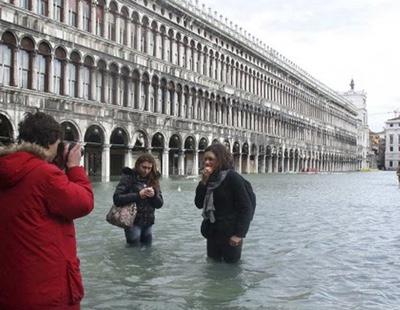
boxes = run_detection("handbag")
[106,203,137,229]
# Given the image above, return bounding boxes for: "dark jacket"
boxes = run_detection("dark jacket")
[113,167,163,226]
[195,169,253,238]
[0,143,94,310]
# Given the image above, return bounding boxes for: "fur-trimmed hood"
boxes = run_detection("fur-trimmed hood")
[0,143,49,189]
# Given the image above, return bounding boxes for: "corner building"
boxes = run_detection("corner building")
[0,0,360,181]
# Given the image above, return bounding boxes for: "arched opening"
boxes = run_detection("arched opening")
[84,125,104,181]
[132,130,148,164]
[184,136,195,175]
[151,132,164,174]
[198,137,208,173]
[168,134,181,176]
[233,141,240,172]
[0,114,13,145]
[60,122,79,142]
[110,127,128,178]
[241,142,249,173]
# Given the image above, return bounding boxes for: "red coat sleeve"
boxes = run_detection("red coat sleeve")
[43,165,94,220]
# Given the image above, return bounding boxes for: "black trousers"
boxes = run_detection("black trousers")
[206,235,242,263]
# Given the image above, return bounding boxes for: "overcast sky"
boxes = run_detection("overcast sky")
[198,0,400,132]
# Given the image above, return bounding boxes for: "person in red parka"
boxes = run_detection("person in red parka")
[0,112,94,310]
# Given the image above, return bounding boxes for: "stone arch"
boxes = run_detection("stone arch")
[110,127,129,176]
[84,124,105,179]
[60,121,80,142]
[0,113,14,145]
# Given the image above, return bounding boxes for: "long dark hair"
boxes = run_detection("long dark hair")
[134,153,160,189]
[204,143,234,171]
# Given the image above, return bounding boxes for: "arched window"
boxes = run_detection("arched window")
[68,52,80,97]
[0,45,11,86]
[19,37,34,89]
[120,8,129,45]
[132,12,140,49]
[82,0,91,32]
[53,47,66,95]
[0,32,16,86]
[96,0,105,36]
[109,2,117,41]
[109,63,118,105]
[37,0,48,16]
[82,56,93,100]
[68,0,77,27]
[37,42,51,92]
[96,60,106,102]
[53,0,63,21]
[141,17,149,53]
[121,67,129,107]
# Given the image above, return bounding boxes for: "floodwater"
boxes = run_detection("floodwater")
[77,171,400,310]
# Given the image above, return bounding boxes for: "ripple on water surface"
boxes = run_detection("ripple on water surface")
[77,171,400,309]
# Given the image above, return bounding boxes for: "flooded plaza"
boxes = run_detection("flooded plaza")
[77,171,400,310]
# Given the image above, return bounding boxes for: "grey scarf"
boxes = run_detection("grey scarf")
[202,170,229,223]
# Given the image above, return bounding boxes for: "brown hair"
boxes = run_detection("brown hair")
[204,143,234,171]
[134,153,160,189]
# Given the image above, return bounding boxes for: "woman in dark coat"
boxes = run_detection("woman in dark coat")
[113,154,163,245]
[195,143,253,263]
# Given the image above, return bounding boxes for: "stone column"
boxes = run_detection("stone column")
[162,149,169,177]
[103,8,109,39]
[47,55,54,93]
[63,0,69,24]
[11,48,19,87]
[48,0,54,19]
[126,19,132,47]
[254,153,259,174]
[90,1,97,35]
[101,144,110,182]
[238,154,242,174]
[32,0,38,14]
[90,68,96,100]
[178,151,185,176]
[125,145,133,168]
[77,0,83,30]
[31,51,37,90]
[193,149,199,176]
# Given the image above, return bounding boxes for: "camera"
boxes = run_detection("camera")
[54,141,83,169]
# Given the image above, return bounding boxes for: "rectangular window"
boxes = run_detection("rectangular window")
[53,59,62,94]
[390,134,394,144]
[0,45,12,86]
[53,0,63,21]
[390,161,393,167]
[82,66,90,99]
[19,50,30,89]
[390,124,393,127]
[68,0,77,27]
[390,146,393,152]
[68,63,77,97]
[21,0,30,10]
[36,55,46,91]
[96,6,104,36]
[82,0,91,32]
[37,0,47,16]
[96,71,103,102]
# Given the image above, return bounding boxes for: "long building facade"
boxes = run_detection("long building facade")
[0,0,360,181]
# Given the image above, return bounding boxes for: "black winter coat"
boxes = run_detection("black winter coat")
[195,169,252,238]
[113,167,163,226]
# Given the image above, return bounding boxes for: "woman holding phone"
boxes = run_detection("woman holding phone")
[113,154,163,246]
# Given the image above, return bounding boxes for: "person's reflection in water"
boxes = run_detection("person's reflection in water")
[197,261,246,308]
